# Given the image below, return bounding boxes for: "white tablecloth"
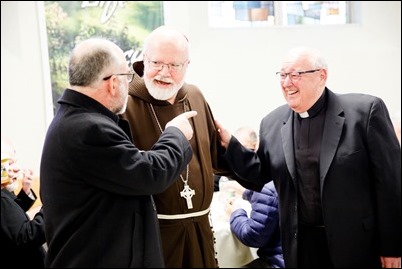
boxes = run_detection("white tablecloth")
[210,190,258,268]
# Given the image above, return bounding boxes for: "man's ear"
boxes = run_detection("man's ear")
[320,69,327,80]
[104,76,118,96]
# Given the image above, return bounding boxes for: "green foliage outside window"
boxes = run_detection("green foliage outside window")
[44,1,164,114]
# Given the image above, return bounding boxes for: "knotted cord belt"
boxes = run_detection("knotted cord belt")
[157,207,210,220]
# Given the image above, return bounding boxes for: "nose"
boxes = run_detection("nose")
[158,64,171,75]
[282,75,293,87]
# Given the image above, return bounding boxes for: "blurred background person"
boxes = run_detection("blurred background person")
[1,136,46,268]
[211,126,259,267]
[214,126,258,192]
[225,126,283,268]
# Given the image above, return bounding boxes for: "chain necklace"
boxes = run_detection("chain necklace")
[149,103,195,209]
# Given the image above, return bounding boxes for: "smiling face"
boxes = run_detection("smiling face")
[279,47,327,113]
[143,53,188,103]
[143,27,190,104]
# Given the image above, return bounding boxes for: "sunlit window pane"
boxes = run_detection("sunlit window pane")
[283,1,349,25]
[208,1,351,27]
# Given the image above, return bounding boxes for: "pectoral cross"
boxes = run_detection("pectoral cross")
[180,183,195,209]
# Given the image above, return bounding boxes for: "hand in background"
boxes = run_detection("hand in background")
[215,120,232,149]
[225,196,252,218]
[21,169,34,195]
[222,181,249,217]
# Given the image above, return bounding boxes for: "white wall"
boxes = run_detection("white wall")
[164,1,401,133]
[1,2,51,174]
[1,1,401,175]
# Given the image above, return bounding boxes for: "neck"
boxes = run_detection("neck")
[167,93,177,104]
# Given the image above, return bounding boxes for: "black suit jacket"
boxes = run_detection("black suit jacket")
[225,88,401,267]
[1,189,46,267]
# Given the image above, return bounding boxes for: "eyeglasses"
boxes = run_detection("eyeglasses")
[147,60,188,72]
[276,69,321,82]
[103,72,135,83]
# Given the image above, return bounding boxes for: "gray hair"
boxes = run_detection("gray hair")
[69,38,120,86]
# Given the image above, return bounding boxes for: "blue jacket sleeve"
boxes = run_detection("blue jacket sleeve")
[229,182,279,248]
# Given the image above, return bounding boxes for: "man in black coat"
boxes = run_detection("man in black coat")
[40,38,197,268]
[216,47,401,268]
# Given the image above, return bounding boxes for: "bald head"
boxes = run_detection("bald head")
[234,126,258,151]
[284,46,328,72]
[69,38,126,87]
[143,26,190,61]
[67,38,130,114]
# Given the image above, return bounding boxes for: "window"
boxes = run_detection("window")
[208,1,353,27]
[43,1,164,115]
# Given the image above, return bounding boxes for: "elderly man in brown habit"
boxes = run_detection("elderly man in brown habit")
[121,26,234,268]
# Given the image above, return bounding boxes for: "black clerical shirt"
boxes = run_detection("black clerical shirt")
[294,90,327,226]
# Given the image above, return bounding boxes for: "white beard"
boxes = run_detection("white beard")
[147,83,179,101]
[144,76,185,101]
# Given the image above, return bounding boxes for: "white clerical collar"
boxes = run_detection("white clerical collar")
[299,111,310,119]
[299,111,309,118]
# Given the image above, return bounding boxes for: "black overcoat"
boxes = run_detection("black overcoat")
[40,89,192,268]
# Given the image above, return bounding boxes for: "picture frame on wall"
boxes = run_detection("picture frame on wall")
[43,1,164,115]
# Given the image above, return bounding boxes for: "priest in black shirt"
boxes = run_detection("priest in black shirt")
[216,47,401,268]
